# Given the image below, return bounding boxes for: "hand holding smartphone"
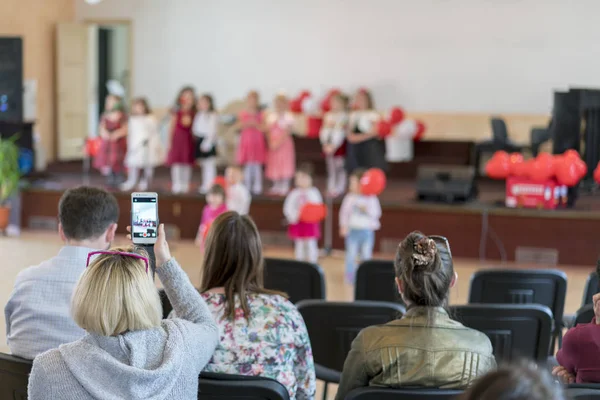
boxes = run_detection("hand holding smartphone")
[131,192,159,245]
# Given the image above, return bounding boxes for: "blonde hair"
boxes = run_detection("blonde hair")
[72,246,162,336]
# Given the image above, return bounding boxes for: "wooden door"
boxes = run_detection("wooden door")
[56,23,88,160]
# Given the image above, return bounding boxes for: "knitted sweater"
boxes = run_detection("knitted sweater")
[28,258,219,400]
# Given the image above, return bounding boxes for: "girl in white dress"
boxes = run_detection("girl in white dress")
[320,93,349,197]
[121,98,165,191]
[193,94,219,193]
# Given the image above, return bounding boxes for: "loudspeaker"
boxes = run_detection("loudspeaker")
[416,165,477,203]
[0,37,23,122]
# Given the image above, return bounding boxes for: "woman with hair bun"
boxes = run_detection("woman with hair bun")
[335,231,496,399]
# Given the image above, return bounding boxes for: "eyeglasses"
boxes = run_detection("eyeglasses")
[86,251,149,273]
[429,235,452,260]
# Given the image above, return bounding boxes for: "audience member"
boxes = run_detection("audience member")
[5,187,119,359]
[335,231,496,399]
[28,224,218,399]
[197,211,316,400]
[462,362,565,400]
[554,262,600,383]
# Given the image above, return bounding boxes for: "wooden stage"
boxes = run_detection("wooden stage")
[19,159,600,267]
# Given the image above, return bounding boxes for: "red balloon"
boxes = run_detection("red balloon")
[594,162,600,183]
[213,176,227,190]
[389,107,405,125]
[529,153,555,182]
[360,168,387,196]
[485,151,510,179]
[306,117,323,138]
[572,156,587,179]
[376,120,392,138]
[299,203,327,223]
[564,149,581,160]
[508,153,524,176]
[289,99,302,113]
[299,90,311,100]
[555,157,581,187]
[413,121,426,141]
[86,137,102,157]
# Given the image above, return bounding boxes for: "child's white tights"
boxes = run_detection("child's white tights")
[294,239,319,264]
[171,164,192,193]
[326,155,346,195]
[199,157,216,193]
[121,167,154,191]
[244,163,263,194]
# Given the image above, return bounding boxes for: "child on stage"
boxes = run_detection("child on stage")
[195,184,228,248]
[225,165,251,215]
[93,93,128,187]
[339,169,382,283]
[283,164,323,263]
[320,92,349,197]
[166,86,196,194]
[236,91,266,195]
[193,93,219,194]
[266,93,295,196]
[121,98,164,191]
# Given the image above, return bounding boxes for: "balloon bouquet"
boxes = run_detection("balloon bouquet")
[289,89,342,138]
[485,150,588,209]
[376,107,426,142]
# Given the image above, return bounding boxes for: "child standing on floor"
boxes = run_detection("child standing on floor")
[121,98,164,191]
[283,164,323,263]
[225,165,251,215]
[266,94,296,196]
[339,169,382,283]
[195,184,228,248]
[93,94,128,186]
[166,86,196,194]
[320,93,349,197]
[193,93,219,194]
[236,91,266,195]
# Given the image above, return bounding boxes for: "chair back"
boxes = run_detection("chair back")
[344,387,462,400]
[296,300,405,373]
[491,117,509,144]
[0,352,32,400]
[566,388,600,400]
[264,258,326,304]
[198,372,289,400]
[468,269,567,327]
[354,260,404,306]
[574,304,595,326]
[582,271,599,307]
[451,304,553,363]
[159,289,173,318]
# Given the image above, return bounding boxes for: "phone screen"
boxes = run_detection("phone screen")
[131,193,158,244]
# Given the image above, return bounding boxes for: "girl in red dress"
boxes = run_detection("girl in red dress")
[236,91,266,195]
[93,94,128,187]
[166,86,196,194]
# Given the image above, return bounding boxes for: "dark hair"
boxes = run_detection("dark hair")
[173,86,196,113]
[199,93,215,112]
[208,183,226,198]
[356,88,374,110]
[297,163,314,178]
[200,212,285,320]
[332,93,349,109]
[350,168,366,180]
[461,362,565,400]
[132,97,151,115]
[58,186,119,241]
[394,231,454,308]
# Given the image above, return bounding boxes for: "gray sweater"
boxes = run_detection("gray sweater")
[28,258,219,400]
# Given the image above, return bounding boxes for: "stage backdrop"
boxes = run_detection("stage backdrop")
[77,0,600,114]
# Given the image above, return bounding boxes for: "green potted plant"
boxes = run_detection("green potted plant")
[0,136,21,231]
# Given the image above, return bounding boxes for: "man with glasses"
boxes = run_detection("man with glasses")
[4,186,119,359]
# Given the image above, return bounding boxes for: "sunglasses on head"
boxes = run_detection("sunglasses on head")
[86,251,149,273]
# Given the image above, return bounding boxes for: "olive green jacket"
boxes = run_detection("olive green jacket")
[335,307,496,400]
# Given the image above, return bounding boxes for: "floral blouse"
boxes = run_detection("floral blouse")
[201,292,316,400]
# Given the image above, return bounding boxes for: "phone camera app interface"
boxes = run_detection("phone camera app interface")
[132,198,157,239]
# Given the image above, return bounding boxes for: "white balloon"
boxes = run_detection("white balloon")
[301,96,317,114]
[394,119,418,139]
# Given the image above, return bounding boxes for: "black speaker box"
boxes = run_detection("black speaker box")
[0,37,23,122]
[416,165,477,203]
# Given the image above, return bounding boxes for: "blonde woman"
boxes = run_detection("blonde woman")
[28,224,218,400]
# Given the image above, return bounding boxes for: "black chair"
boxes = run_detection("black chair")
[264,258,326,304]
[344,387,462,400]
[0,352,33,400]
[354,260,403,304]
[582,271,599,307]
[159,288,173,318]
[573,304,595,326]
[468,269,567,351]
[530,122,552,157]
[198,372,289,400]
[296,300,405,400]
[566,386,600,400]
[474,117,527,175]
[451,304,553,363]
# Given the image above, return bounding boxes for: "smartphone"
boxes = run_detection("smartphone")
[131,192,159,245]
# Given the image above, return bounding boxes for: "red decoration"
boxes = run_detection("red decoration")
[85,137,102,157]
[507,153,524,175]
[289,99,302,113]
[594,162,600,183]
[360,168,387,196]
[306,117,323,138]
[320,89,341,113]
[376,120,392,138]
[299,203,327,223]
[213,176,227,189]
[529,153,555,182]
[555,156,582,187]
[572,156,588,179]
[389,107,405,125]
[413,121,426,141]
[564,149,581,160]
[485,151,510,179]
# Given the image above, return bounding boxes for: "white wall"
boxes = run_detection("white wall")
[77,0,600,113]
